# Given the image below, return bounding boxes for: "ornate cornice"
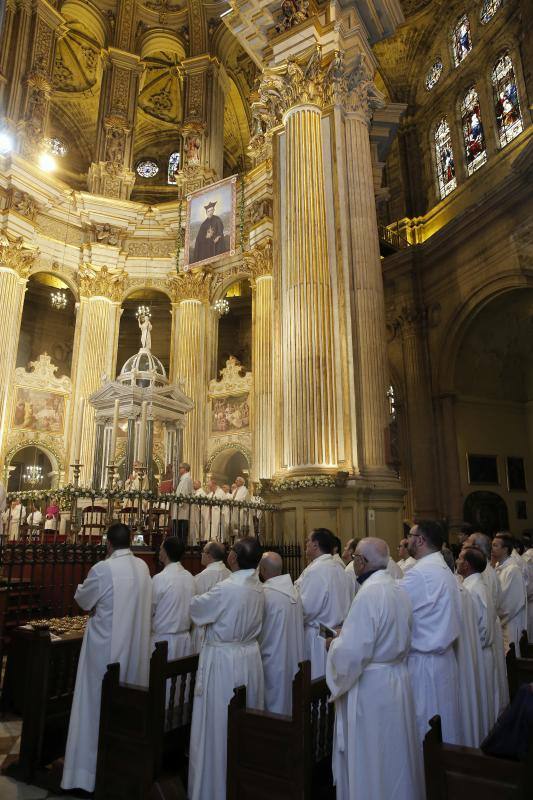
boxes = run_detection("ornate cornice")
[0,237,39,278]
[167,269,212,304]
[243,239,273,281]
[77,265,128,302]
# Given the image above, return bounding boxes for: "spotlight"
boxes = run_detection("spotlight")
[0,131,13,155]
[39,152,56,172]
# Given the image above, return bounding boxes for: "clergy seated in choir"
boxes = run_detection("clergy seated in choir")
[397,537,416,573]
[174,461,194,543]
[492,532,528,651]
[325,537,424,800]
[400,519,463,745]
[188,537,264,800]
[295,529,350,679]
[258,551,305,715]
[190,480,207,545]
[61,523,152,793]
[151,536,195,661]
[457,546,497,731]
[465,531,509,715]
[2,498,25,541]
[342,538,359,602]
[191,541,231,652]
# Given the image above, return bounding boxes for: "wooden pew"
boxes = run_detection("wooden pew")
[2,627,83,784]
[519,629,533,659]
[94,641,199,800]
[424,715,533,799]
[227,661,334,800]
[506,642,533,701]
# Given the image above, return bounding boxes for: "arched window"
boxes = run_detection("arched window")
[425,59,443,91]
[461,87,487,175]
[434,118,457,199]
[452,15,472,67]
[167,151,180,184]
[491,54,523,148]
[480,0,502,24]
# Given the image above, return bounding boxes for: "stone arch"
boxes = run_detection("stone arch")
[122,283,172,303]
[4,439,63,489]
[206,443,252,485]
[210,269,252,303]
[29,268,79,302]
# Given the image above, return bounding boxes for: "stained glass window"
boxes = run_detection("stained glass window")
[461,87,487,176]
[425,59,443,91]
[434,118,456,199]
[492,54,523,148]
[43,137,67,157]
[480,0,502,24]
[136,159,159,178]
[167,151,180,184]
[452,15,472,67]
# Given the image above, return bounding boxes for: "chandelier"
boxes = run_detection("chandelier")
[23,465,43,487]
[136,304,151,320]
[50,290,68,310]
[212,298,230,316]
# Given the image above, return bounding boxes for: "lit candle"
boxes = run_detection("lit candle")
[74,397,85,462]
[110,399,120,465]
[138,401,147,464]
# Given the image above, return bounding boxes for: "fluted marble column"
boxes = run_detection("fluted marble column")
[0,241,36,454]
[168,270,211,481]
[69,266,125,483]
[343,62,395,477]
[247,240,274,481]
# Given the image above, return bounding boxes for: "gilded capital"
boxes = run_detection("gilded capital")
[256,47,327,123]
[339,53,385,122]
[77,264,127,302]
[0,237,39,278]
[243,239,273,281]
[167,269,211,304]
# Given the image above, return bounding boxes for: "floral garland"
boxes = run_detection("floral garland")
[267,475,339,493]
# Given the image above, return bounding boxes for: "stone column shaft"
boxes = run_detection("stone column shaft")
[0,268,28,452]
[252,274,274,481]
[283,104,338,470]
[175,300,207,481]
[345,111,391,475]
[438,393,463,525]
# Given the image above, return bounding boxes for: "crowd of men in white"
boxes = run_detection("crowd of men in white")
[59,519,533,800]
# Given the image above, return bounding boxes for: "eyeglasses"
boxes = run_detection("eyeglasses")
[353,553,368,563]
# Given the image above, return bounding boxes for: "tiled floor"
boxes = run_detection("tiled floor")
[0,715,80,799]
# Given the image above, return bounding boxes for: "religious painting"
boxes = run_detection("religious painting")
[434,117,456,199]
[12,387,65,434]
[211,394,250,433]
[467,454,499,485]
[452,14,472,67]
[507,456,526,492]
[183,175,236,269]
[492,54,523,148]
[461,87,487,176]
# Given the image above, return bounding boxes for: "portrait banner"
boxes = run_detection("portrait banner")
[183,175,237,269]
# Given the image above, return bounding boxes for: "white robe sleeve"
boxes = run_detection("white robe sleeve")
[326,588,377,701]
[296,571,327,625]
[74,563,105,611]
[498,567,526,624]
[190,582,225,626]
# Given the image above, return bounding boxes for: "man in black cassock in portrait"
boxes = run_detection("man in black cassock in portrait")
[193,201,225,263]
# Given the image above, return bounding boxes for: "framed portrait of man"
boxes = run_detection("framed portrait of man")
[183,175,237,269]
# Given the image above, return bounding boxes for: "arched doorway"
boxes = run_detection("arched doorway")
[209,447,250,487]
[463,491,509,536]
[216,280,252,375]
[7,446,55,492]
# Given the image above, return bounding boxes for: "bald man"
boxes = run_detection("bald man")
[258,552,305,715]
[326,538,423,800]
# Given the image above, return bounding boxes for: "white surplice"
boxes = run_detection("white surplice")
[188,569,264,800]
[399,555,416,573]
[61,550,152,792]
[386,556,403,579]
[483,563,509,714]
[230,485,251,533]
[175,471,194,522]
[455,581,490,745]
[295,554,350,678]
[344,561,359,604]
[495,557,527,651]
[259,573,305,715]
[189,487,206,544]
[191,560,232,652]
[202,487,226,541]
[2,505,25,540]
[326,571,424,800]
[401,551,463,744]
[151,561,195,658]
[523,549,533,639]
[463,572,497,730]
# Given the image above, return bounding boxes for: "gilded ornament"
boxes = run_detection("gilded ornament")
[243,239,273,280]
[77,265,128,302]
[0,237,38,277]
[167,269,212,304]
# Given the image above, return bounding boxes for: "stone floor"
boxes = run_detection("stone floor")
[0,714,80,799]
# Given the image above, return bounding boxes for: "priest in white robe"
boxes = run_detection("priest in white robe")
[458,546,497,731]
[231,476,251,534]
[151,537,195,659]
[188,537,264,800]
[202,478,226,541]
[61,523,152,793]
[326,537,424,800]
[295,529,350,678]
[523,544,533,639]
[401,520,463,745]
[397,538,416,572]
[2,499,25,541]
[189,480,206,544]
[492,533,527,651]
[258,551,305,715]
[175,462,194,543]
[191,541,231,652]
[465,532,509,714]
